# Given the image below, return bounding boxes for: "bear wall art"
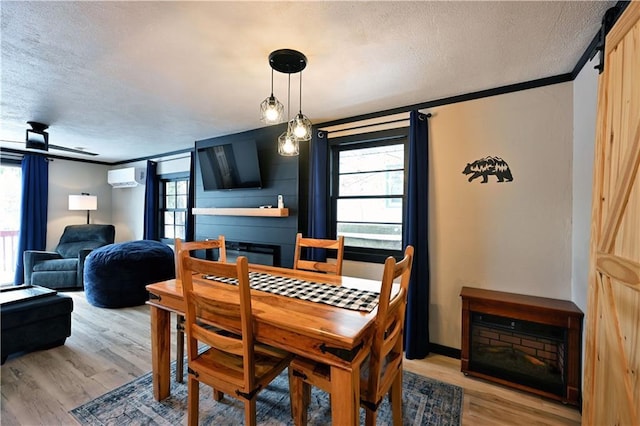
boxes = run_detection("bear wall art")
[462,156,513,184]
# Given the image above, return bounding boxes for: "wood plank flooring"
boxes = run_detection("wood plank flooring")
[1,292,581,425]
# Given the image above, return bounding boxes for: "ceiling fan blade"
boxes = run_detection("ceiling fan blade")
[1,138,98,156]
[48,144,98,156]
[0,139,48,152]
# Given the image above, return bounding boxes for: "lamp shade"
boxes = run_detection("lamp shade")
[69,194,97,211]
[290,113,312,141]
[278,131,299,156]
[260,94,284,124]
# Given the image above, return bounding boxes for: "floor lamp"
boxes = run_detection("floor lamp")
[68,193,97,224]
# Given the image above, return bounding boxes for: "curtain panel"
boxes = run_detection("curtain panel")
[307,129,329,260]
[14,154,48,284]
[185,151,196,241]
[403,110,431,359]
[143,160,159,240]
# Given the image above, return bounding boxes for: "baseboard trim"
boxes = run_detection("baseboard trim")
[429,343,460,359]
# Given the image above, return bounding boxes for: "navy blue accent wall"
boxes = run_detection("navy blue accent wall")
[195,124,309,267]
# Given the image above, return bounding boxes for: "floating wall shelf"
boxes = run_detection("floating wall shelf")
[192,207,289,217]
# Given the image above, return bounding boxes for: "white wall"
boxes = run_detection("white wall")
[47,159,112,250]
[110,155,191,242]
[572,56,600,383]
[157,156,191,175]
[571,57,599,314]
[109,160,146,242]
[428,83,574,348]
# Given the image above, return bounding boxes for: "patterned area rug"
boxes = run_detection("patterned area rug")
[71,362,463,425]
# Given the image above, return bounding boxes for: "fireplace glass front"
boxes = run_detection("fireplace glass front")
[469,312,566,396]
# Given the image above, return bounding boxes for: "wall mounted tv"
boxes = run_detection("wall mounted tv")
[197,139,263,191]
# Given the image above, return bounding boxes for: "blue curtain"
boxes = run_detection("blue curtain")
[185,151,195,241]
[143,160,159,240]
[14,154,49,284]
[307,129,329,260]
[403,110,430,359]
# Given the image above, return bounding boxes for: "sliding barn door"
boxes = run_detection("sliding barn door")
[584,2,640,425]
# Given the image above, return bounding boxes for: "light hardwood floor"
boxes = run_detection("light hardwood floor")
[1,292,582,425]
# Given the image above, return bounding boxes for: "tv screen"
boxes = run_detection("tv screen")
[197,140,263,191]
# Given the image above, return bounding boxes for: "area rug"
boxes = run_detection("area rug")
[71,362,463,425]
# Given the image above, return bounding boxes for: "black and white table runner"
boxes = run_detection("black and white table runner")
[203,272,379,312]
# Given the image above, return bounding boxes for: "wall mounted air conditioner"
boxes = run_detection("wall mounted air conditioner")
[107,167,146,188]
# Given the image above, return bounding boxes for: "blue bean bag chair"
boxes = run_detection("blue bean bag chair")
[84,240,175,308]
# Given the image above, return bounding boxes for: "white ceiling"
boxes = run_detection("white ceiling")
[0,1,614,163]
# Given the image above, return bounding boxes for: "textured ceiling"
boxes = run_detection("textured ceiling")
[0,1,615,163]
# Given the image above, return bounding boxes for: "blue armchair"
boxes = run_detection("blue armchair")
[23,224,115,290]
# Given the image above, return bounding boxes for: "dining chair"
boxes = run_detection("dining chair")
[289,245,414,426]
[293,233,345,275]
[180,252,294,426]
[174,236,227,383]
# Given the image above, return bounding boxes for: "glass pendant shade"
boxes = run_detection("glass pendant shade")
[290,71,312,141]
[260,94,284,124]
[260,68,284,124]
[290,112,312,141]
[278,131,299,156]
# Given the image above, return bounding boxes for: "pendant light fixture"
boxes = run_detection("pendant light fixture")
[260,68,284,124]
[262,49,312,156]
[289,71,312,141]
[278,73,299,156]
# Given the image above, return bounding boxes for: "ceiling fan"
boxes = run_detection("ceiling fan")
[1,121,98,156]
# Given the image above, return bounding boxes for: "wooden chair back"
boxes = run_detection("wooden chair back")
[363,245,414,419]
[181,253,256,392]
[289,245,414,426]
[180,253,292,426]
[173,236,227,384]
[174,236,226,279]
[293,233,345,275]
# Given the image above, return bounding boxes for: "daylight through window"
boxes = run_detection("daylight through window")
[161,177,188,241]
[331,132,407,260]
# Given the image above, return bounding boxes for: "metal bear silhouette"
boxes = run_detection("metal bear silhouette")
[462,156,513,183]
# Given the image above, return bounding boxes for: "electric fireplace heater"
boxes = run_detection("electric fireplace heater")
[201,239,280,267]
[460,286,583,406]
[470,313,566,396]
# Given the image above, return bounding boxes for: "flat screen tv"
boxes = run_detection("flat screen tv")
[197,140,263,191]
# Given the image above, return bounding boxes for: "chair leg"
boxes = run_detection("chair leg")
[176,314,185,383]
[303,383,310,412]
[187,375,199,426]
[213,389,224,401]
[364,406,378,426]
[244,398,257,426]
[289,368,310,426]
[390,372,403,426]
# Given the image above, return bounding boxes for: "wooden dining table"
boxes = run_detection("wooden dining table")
[146,262,393,425]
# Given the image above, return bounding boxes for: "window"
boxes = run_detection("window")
[330,128,408,263]
[159,173,189,244]
[0,162,22,284]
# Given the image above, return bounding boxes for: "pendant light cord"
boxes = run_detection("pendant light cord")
[270,68,275,96]
[287,73,291,120]
[298,71,303,114]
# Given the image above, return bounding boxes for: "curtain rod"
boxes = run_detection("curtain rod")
[324,117,408,134]
[322,111,432,134]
